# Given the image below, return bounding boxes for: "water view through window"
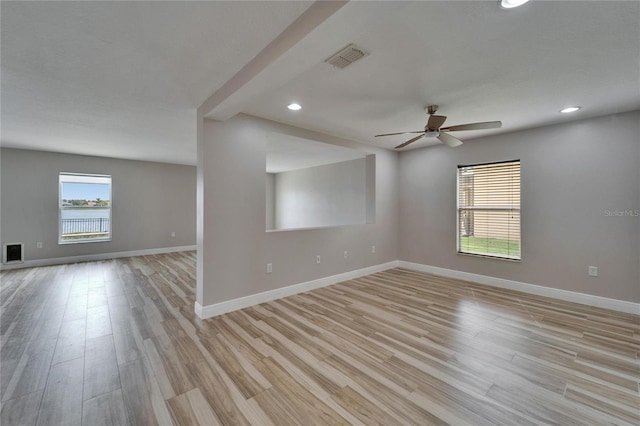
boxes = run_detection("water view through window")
[59,173,112,244]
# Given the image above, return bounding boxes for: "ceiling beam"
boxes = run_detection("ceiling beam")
[198,0,348,118]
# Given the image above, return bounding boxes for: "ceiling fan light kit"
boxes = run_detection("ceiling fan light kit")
[374,105,502,150]
[499,0,530,10]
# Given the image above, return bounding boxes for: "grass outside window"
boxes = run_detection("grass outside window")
[459,236,520,259]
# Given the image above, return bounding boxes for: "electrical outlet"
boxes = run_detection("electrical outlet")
[171,231,176,237]
[344,251,348,259]
[267,263,272,273]
[316,255,321,264]
[588,266,598,277]
[371,245,376,253]
[36,242,43,249]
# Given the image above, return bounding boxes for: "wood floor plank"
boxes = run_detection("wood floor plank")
[35,357,84,426]
[391,355,535,426]
[330,385,402,426]
[258,330,343,397]
[253,356,349,425]
[118,358,161,426]
[111,317,143,366]
[252,387,312,426]
[564,385,640,425]
[451,351,566,395]
[143,337,178,400]
[486,383,625,426]
[82,389,128,426]
[63,294,88,323]
[199,332,266,399]
[0,391,43,426]
[184,359,251,426]
[166,392,200,425]
[183,388,222,426]
[86,304,112,340]
[510,354,640,410]
[88,286,109,308]
[2,252,639,425]
[215,330,272,390]
[323,354,448,425]
[51,318,86,365]
[145,333,195,397]
[0,357,21,401]
[84,334,121,401]
[3,344,55,402]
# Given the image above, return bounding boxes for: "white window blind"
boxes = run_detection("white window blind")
[457,160,520,260]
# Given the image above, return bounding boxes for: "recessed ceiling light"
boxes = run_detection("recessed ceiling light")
[287,103,302,111]
[499,0,529,9]
[560,106,581,114]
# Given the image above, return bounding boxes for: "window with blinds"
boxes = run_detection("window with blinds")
[457,160,520,260]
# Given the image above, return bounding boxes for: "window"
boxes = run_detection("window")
[457,160,520,260]
[59,173,112,244]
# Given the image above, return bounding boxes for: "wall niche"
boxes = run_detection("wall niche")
[266,133,375,231]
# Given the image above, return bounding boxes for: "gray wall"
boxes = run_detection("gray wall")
[1,148,196,262]
[200,114,398,307]
[274,158,367,230]
[266,173,276,230]
[398,111,640,303]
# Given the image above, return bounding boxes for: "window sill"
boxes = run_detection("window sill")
[266,223,369,233]
[457,251,521,262]
[59,238,112,245]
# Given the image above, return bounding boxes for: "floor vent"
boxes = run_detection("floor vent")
[3,243,24,263]
[325,43,370,69]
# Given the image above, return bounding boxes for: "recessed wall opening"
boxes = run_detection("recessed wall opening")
[266,133,375,231]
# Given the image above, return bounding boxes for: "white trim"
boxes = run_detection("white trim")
[0,245,197,270]
[195,301,204,319]
[6,252,636,316]
[398,261,640,315]
[195,261,400,319]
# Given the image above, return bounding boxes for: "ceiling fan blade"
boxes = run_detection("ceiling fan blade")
[440,121,502,132]
[438,132,463,148]
[395,134,425,149]
[375,131,424,137]
[427,115,447,130]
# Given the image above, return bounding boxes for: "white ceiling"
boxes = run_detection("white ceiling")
[2,1,639,164]
[232,0,640,150]
[1,1,312,165]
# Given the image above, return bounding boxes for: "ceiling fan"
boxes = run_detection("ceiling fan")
[375,105,502,149]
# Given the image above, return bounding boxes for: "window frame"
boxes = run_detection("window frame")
[58,172,113,245]
[456,159,521,261]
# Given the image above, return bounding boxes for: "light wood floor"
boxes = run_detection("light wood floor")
[1,251,638,425]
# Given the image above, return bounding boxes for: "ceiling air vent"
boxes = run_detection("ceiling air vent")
[324,43,370,69]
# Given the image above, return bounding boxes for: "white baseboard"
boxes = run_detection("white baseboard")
[196,260,639,318]
[398,261,640,315]
[0,245,197,270]
[195,261,400,319]
[10,251,635,316]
